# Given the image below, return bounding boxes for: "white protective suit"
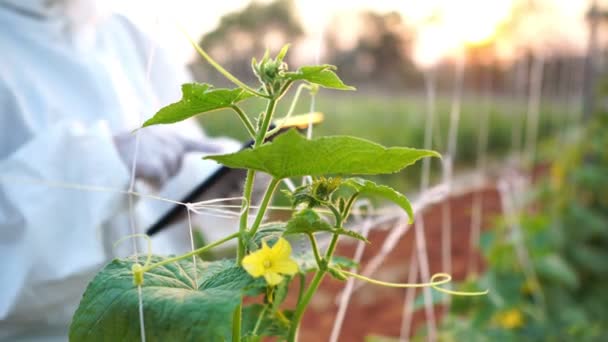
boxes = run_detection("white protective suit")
[0,1,240,340]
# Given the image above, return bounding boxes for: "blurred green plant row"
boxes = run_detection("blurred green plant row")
[434,111,608,341]
[200,92,572,191]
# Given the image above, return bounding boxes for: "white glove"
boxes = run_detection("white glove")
[113,127,227,186]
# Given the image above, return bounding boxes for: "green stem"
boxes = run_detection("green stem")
[249,178,280,237]
[266,83,311,138]
[277,80,294,100]
[141,232,239,273]
[297,274,306,305]
[231,105,256,139]
[252,305,268,336]
[237,99,277,261]
[232,305,242,342]
[257,99,277,144]
[287,271,326,342]
[324,233,340,260]
[320,201,342,227]
[184,32,268,98]
[233,97,278,342]
[288,222,343,341]
[342,193,359,221]
[237,170,255,262]
[307,233,323,268]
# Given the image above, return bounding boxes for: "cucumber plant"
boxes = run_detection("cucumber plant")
[69,43,484,342]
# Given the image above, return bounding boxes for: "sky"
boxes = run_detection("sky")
[110,0,592,67]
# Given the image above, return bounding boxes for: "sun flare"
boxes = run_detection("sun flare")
[409,0,514,67]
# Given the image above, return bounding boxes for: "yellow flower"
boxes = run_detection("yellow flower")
[242,237,299,286]
[494,308,524,330]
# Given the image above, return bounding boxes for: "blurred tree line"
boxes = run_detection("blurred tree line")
[190,0,584,97]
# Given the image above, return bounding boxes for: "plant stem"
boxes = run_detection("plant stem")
[287,271,326,342]
[256,99,277,144]
[265,83,310,138]
[324,233,340,260]
[237,98,277,262]
[252,305,268,336]
[307,233,323,268]
[233,97,278,342]
[249,178,280,237]
[297,274,306,305]
[232,305,242,342]
[141,232,239,273]
[288,217,344,341]
[231,105,256,139]
[184,32,268,98]
[237,169,255,262]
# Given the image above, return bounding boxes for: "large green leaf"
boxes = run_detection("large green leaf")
[284,65,355,90]
[343,178,414,223]
[70,256,263,341]
[142,83,253,127]
[206,129,440,179]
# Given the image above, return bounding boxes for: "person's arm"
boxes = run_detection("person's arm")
[0,78,130,318]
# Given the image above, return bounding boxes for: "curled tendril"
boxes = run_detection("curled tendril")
[113,233,153,286]
[337,269,489,296]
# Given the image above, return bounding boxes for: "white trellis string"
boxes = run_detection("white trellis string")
[467,67,492,276]
[400,70,438,342]
[523,54,545,168]
[132,9,165,341]
[564,57,585,137]
[511,57,528,165]
[301,22,325,187]
[329,200,374,342]
[440,52,466,310]
[186,207,198,289]
[399,247,419,342]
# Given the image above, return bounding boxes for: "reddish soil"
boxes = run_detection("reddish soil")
[292,186,503,341]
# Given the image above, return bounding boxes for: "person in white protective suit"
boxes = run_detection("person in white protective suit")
[0,0,242,340]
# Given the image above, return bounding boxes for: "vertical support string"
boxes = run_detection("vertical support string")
[439,52,465,311]
[186,204,199,289]
[302,24,326,187]
[511,57,528,164]
[467,65,492,276]
[402,70,438,342]
[131,6,162,342]
[523,54,545,168]
[399,248,419,342]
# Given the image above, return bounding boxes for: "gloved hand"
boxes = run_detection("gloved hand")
[113,127,227,186]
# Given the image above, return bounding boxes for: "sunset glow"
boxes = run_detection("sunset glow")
[112,0,589,66]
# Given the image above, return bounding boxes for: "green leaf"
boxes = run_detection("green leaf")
[343,178,414,223]
[284,209,334,235]
[142,83,253,127]
[206,129,440,179]
[284,65,355,90]
[70,256,262,341]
